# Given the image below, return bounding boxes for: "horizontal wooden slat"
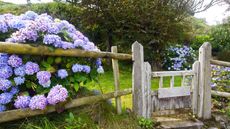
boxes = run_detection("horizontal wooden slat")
[152,70,194,77]
[158,86,191,98]
[210,59,230,67]
[0,42,132,60]
[211,90,230,98]
[0,88,132,123]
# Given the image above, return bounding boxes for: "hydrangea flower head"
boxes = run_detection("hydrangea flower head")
[14,65,25,76]
[10,86,19,95]
[8,55,23,68]
[61,41,74,49]
[29,95,47,110]
[0,79,12,91]
[47,84,68,105]
[0,104,6,112]
[0,20,8,33]
[0,53,9,66]
[14,95,31,109]
[25,62,40,75]
[14,76,25,86]
[82,65,91,74]
[43,34,62,46]
[0,92,13,104]
[72,64,83,73]
[57,69,68,79]
[0,65,13,79]
[24,11,38,20]
[97,66,104,74]
[36,71,51,88]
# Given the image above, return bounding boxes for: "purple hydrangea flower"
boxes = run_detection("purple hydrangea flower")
[10,86,19,95]
[97,66,104,74]
[0,92,13,104]
[0,53,9,67]
[72,64,83,73]
[57,69,68,79]
[0,20,8,33]
[73,39,85,48]
[47,84,68,105]
[36,71,51,88]
[0,79,12,91]
[82,65,91,74]
[61,41,74,49]
[29,95,47,110]
[7,55,23,68]
[0,104,6,112]
[25,62,40,75]
[24,11,38,20]
[47,23,60,34]
[14,65,25,76]
[0,65,13,79]
[14,95,31,109]
[14,76,25,86]
[96,58,102,67]
[43,34,62,47]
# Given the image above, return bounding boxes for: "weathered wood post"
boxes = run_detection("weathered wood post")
[132,41,146,117]
[144,62,152,118]
[198,42,212,119]
[111,46,122,114]
[192,61,200,115]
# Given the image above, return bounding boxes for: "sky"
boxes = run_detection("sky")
[1,0,230,25]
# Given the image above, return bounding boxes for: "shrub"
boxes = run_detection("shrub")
[138,117,155,129]
[163,44,197,71]
[0,11,103,112]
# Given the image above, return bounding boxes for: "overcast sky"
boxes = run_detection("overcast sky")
[1,0,230,25]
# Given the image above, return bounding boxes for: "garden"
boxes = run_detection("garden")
[0,0,230,129]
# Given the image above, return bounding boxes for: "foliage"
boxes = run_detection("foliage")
[191,35,212,50]
[138,117,155,129]
[163,45,197,70]
[0,11,104,112]
[64,112,88,129]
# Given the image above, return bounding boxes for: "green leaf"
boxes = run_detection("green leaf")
[47,57,54,64]
[55,57,62,64]
[41,61,51,68]
[73,82,79,92]
[48,46,55,51]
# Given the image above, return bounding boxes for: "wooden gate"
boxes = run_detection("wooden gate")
[132,42,212,119]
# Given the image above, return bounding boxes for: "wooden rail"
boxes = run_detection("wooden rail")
[152,70,194,77]
[211,90,230,98]
[210,59,230,67]
[0,88,132,123]
[0,42,132,60]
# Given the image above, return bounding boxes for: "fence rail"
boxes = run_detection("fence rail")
[0,88,132,123]
[152,70,194,77]
[0,42,132,60]
[210,59,230,67]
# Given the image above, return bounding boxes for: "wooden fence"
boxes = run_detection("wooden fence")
[0,42,133,123]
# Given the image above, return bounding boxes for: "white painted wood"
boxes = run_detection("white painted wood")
[152,70,194,77]
[158,86,191,98]
[182,75,185,87]
[198,42,212,119]
[144,62,152,118]
[210,59,230,67]
[192,61,200,115]
[170,76,174,88]
[111,46,122,114]
[132,41,145,117]
[211,90,230,98]
[159,76,163,88]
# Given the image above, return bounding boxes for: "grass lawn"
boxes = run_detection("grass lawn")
[86,64,182,109]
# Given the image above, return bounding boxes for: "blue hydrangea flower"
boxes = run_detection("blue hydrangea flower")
[72,64,83,73]
[8,19,25,29]
[0,53,9,67]
[14,65,25,76]
[14,95,31,109]
[0,92,13,104]
[0,104,6,112]
[7,55,23,68]
[47,84,68,105]
[73,39,84,48]
[10,86,19,95]
[96,58,102,67]
[25,62,40,75]
[0,65,13,79]
[43,34,62,47]
[14,76,25,86]
[0,20,8,33]
[36,71,51,88]
[61,41,74,49]
[97,66,104,74]
[57,69,68,79]
[29,95,47,110]
[0,79,12,91]
[82,65,91,74]
[47,23,60,34]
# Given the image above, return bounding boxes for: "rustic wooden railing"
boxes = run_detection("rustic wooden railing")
[210,59,230,98]
[0,42,133,123]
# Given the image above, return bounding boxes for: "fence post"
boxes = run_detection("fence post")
[132,41,145,117]
[198,42,212,119]
[192,61,200,115]
[144,62,152,118]
[111,46,122,114]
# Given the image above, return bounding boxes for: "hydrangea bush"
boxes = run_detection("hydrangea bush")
[0,11,104,112]
[163,45,196,71]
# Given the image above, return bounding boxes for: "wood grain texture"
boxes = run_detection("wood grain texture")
[211,90,230,98]
[152,70,194,77]
[158,87,191,98]
[111,46,122,114]
[0,42,132,60]
[0,89,132,123]
[144,62,152,118]
[210,59,230,67]
[192,61,200,115]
